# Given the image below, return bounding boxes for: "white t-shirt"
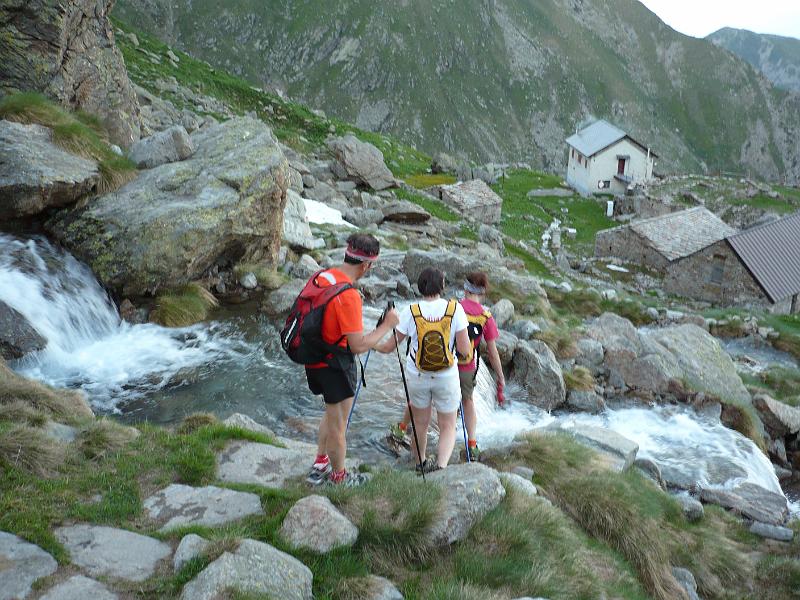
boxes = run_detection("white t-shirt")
[397,298,468,378]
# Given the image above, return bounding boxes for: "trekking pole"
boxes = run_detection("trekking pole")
[388,302,426,480]
[459,400,471,463]
[346,302,390,431]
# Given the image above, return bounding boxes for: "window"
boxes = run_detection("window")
[709,255,726,284]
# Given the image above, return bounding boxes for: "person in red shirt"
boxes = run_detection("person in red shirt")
[306,233,399,487]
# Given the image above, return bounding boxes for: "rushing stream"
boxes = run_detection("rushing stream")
[0,233,795,515]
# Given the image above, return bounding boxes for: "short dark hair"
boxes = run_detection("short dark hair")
[418,267,445,296]
[344,233,380,265]
[466,271,490,291]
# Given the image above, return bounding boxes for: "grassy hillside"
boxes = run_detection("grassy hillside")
[114,0,800,182]
[709,27,800,93]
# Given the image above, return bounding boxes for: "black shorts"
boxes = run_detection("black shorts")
[305,363,357,405]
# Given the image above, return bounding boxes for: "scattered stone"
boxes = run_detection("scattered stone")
[0,121,100,220]
[381,199,431,224]
[676,494,704,522]
[239,272,258,289]
[754,394,800,437]
[44,421,78,443]
[0,532,57,600]
[499,472,538,498]
[0,299,46,360]
[511,340,566,411]
[262,279,305,316]
[700,483,788,525]
[427,463,506,546]
[293,254,322,280]
[358,575,404,600]
[180,539,312,600]
[344,206,384,227]
[634,457,665,489]
[491,299,515,328]
[749,521,794,542]
[434,180,503,224]
[327,135,395,190]
[431,152,457,174]
[671,567,700,600]
[222,413,276,437]
[144,484,264,532]
[55,524,170,582]
[40,575,118,600]
[174,534,211,572]
[601,289,617,300]
[280,495,359,552]
[566,390,605,413]
[574,338,604,370]
[283,190,321,251]
[511,465,535,480]
[541,423,638,471]
[495,330,520,368]
[478,224,505,251]
[128,125,194,169]
[508,319,540,340]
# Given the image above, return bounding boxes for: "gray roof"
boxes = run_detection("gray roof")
[630,207,737,262]
[566,119,626,157]
[727,211,800,303]
[566,119,657,158]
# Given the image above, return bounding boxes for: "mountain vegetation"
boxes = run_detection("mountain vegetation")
[113,0,800,181]
[709,27,800,93]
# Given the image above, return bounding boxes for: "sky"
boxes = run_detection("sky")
[638,0,800,39]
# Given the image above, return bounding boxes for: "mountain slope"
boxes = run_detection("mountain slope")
[114,0,800,181]
[709,27,800,93]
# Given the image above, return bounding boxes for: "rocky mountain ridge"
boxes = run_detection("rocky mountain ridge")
[709,27,800,93]
[114,0,800,182]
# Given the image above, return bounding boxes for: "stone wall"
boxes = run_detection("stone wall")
[663,240,786,311]
[0,0,141,147]
[614,195,680,219]
[594,226,669,271]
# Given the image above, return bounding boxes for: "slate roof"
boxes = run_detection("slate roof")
[727,211,800,303]
[630,207,737,262]
[565,119,657,158]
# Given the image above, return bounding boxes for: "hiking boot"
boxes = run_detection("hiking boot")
[389,423,409,443]
[468,444,481,462]
[386,423,411,456]
[415,458,441,475]
[324,470,372,488]
[306,461,332,486]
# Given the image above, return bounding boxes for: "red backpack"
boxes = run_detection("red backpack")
[280,270,354,365]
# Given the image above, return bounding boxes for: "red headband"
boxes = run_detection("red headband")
[345,243,379,262]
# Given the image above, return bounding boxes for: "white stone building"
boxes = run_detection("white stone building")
[565,119,656,196]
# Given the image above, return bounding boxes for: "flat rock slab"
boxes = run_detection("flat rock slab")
[55,525,171,582]
[180,539,312,600]
[540,423,638,472]
[217,441,358,488]
[0,531,57,600]
[750,521,794,542]
[279,495,358,552]
[427,463,506,546]
[40,575,118,600]
[144,484,264,532]
[700,483,788,525]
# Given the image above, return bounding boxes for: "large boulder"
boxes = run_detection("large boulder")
[128,125,194,169]
[327,135,395,190]
[0,299,46,359]
[0,532,57,600]
[427,463,506,546]
[54,524,171,582]
[279,495,359,552]
[753,394,800,437]
[433,180,502,224]
[180,539,312,600]
[283,190,321,251]
[48,118,290,296]
[511,340,566,411]
[0,120,100,220]
[0,0,141,146]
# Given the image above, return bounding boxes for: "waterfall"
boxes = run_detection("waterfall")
[0,234,250,412]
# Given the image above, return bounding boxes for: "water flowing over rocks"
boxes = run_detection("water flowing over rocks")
[174,534,211,571]
[427,463,506,546]
[279,495,359,552]
[49,117,290,295]
[54,524,171,582]
[128,125,194,168]
[0,121,100,220]
[511,340,566,411]
[0,0,141,147]
[0,532,57,600]
[327,134,396,191]
[143,483,264,532]
[40,575,118,600]
[180,539,313,600]
[0,299,46,359]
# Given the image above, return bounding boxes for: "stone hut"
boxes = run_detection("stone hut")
[665,211,800,313]
[595,207,737,271]
[430,179,502,224]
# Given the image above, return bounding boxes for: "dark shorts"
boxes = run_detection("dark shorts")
[305,363,357,405]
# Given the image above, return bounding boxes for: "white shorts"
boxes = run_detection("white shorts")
[407,370,461,414]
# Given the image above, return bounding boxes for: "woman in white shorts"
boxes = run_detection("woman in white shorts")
[377,267,471,472]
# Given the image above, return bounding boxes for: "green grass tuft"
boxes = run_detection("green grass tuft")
[404,173,457,188]
[77,419,139,460]
[394,188,459,222]
[564,366,595,392]
[0,425,65,477]
[150,283,219,327]
[0,360,93,423]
